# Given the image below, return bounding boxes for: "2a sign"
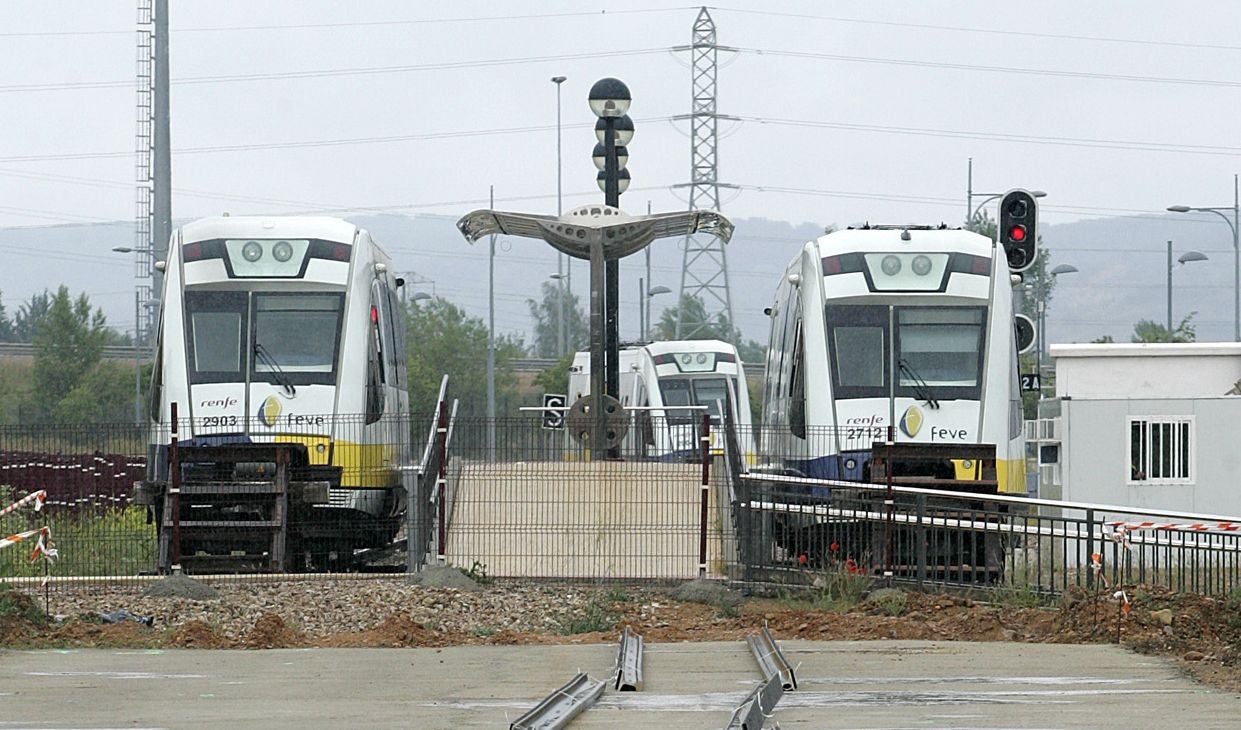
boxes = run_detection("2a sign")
[541,393,566,430]
[1020,373,1041,392]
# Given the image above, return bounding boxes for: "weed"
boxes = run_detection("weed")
[0,506,156,578]
[460,560,492,585]
[473,625,497,638]
[870,590,908,617]
[605,583,631,603]
[807,566,870,611]
[559,598,617,635]
[993,582,1045,609]
[0,585,48,626]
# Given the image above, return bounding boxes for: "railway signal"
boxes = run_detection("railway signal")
[541,393,566,430]
[999,188,1039,272]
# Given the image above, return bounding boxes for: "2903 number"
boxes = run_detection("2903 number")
[201,415,238,428]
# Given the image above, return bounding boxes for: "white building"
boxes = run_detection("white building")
[1043,342,1241,513]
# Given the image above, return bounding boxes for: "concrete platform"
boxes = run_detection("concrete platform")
[1,640,1234,729]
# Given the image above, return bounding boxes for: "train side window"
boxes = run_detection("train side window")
[384,281,407,387]
[148,339,163,423]
[365,320,384,424]
[371,281,395,382]
[789,321,806,439]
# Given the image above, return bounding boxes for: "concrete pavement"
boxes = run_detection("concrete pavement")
[1,640,1235,729]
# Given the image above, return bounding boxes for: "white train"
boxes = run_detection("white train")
[761,225,1025,495]
[138,216,411,569]
[569,339,756,460]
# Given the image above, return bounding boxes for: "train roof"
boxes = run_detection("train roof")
[812,227,994,256]
[178,216,362,245]
[643,339,738,356]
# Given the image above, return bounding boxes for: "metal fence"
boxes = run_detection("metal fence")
[5,404,1241,601]
[724,419,1241,598]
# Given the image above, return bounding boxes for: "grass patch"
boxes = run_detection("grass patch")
[993,582,1045,609]
[605,583,631,603]
[806,567,870,611]
[1,505,156,578]
[869,590,908,617]
[0,584,49,626]
[558,598,617,635]
[459,560,493,586]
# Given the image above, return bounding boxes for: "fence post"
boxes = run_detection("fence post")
[169,401,181,574]
[436,400,449,565]
[1085,508,1095,590]
[915,494,927,587]
[884,425,895,585]
[699,413,711,579]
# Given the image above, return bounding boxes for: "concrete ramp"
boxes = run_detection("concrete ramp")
[443,460,727,579]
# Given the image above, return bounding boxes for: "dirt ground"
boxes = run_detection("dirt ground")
[4,580,1241,694]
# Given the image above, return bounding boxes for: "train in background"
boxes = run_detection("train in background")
[759,220,1035,578]
[569,339,756,461]
[761,224,1025,492]
[135,216,412,572]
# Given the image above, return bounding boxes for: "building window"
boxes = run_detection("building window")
[1128,417,1193,483]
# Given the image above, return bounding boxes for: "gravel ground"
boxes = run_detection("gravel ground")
[34,577,636,642]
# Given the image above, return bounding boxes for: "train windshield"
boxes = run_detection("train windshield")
[659,376,733,423]
[184,291,344,386]
[825,304,986,401]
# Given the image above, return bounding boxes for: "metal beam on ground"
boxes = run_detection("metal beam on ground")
[746,625,797,691]
[509,672,605,730]
[725,672,783,730]
[614,626,644,691]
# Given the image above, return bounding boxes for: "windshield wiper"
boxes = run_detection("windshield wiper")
[898,358,939,409]
[254,342,296,396]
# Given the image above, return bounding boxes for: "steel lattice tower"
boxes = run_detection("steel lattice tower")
[674,7,738,341]
[134,0,155,345]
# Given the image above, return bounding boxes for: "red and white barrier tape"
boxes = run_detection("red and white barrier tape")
[1107,519,1241,533]
[0,525,58,564]
[0,489,46,517]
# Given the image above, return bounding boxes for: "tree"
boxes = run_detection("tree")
[405,297,525,418]
[12,291,51,342]
[0,291,14,343]
[526,281,587,358]
[653,294,740,343]
[29,286,112,422]
[1132,314,1196,343]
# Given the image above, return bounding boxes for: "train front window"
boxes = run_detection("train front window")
[826,304,985,401]
[826,304,889,399]
[659,377,731,423]
[895,307,985,398]
[252,293,344,386]
[185,291,247,384]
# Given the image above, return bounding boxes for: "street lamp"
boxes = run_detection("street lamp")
[644,285,671,342]
[552,75,568,360]
[1167,174,1240,341]
[588,77,632,430]
[549,272,567,356]
[1167,241,1208,342]
[969,190,1047,225]
[1036,263,1078,392]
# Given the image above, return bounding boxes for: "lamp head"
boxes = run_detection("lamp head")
[588,77,631,118]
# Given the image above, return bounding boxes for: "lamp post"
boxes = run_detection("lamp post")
[552,75,568,357]
[1167,241,1208,342]
[969,189,1047,226]
[549,272,567,356]
[645,285,671,341]
[1167,174,1240,341]
[1037,264,1078,394]
[588,77,633,438]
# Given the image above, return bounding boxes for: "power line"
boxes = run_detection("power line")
[736,47,1241,90]
[0,48,669,93]
[712,7,1241,53]
[0,7,693,38]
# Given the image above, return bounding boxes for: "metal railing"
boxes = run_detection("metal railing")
[722,417,1241,598]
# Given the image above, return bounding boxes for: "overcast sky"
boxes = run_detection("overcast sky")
[3,1,1241,341]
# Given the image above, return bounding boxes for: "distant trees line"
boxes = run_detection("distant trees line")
[0,284,766,426]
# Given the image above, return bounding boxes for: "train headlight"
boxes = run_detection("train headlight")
[272,240,294,262]
[242,241,263,262]
[912,255,932,276]
[881,255,902,276]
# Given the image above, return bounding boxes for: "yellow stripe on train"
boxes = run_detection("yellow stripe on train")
[273,434,401,489]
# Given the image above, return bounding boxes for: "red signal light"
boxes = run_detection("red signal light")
[1008,225,1027,242]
